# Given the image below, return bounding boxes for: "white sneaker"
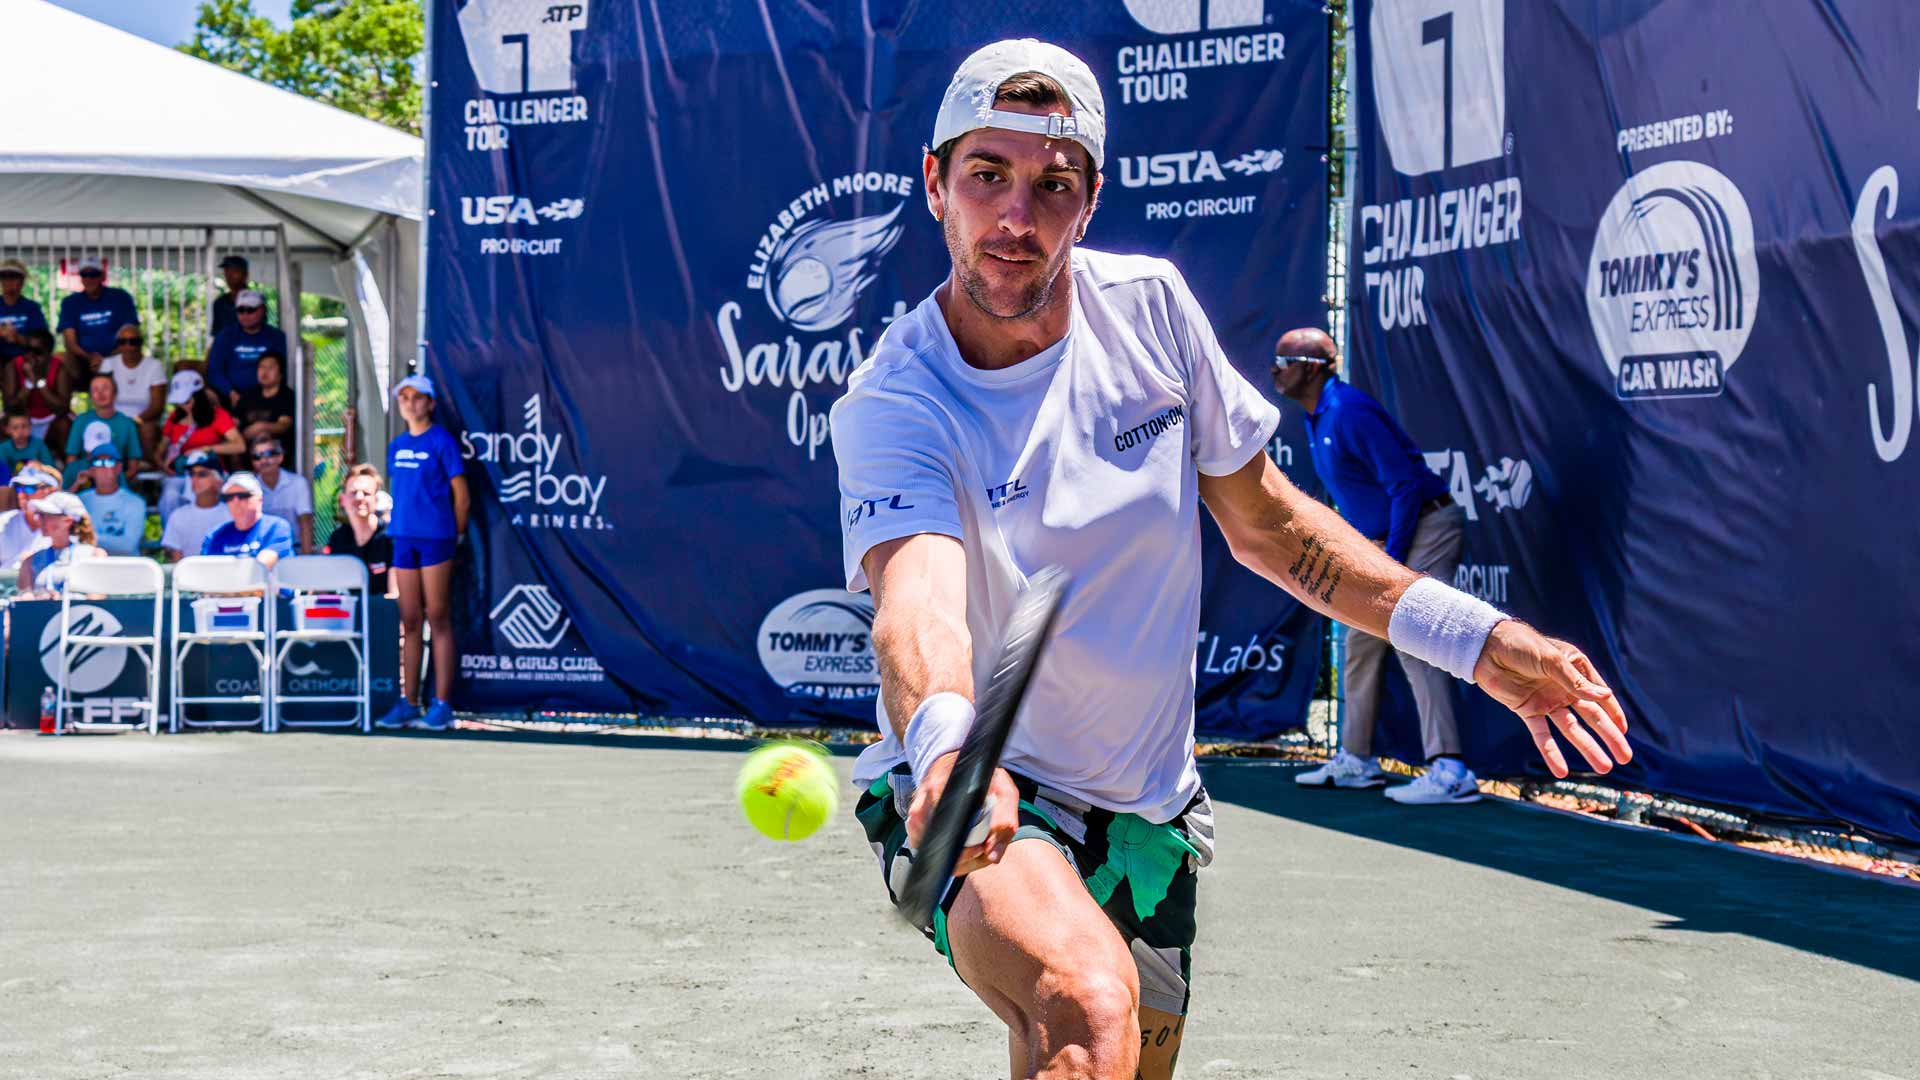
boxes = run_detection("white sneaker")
[1295,749,1388,789]
[1385,759,1482,805]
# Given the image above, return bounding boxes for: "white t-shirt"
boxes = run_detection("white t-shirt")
[161,502,230,559]
[260,470,314,525]
[832,249,1279,822]
[0,509,49,569]
[100,355,166,412]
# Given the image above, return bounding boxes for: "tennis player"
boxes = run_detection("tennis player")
[832,40,1631,1080]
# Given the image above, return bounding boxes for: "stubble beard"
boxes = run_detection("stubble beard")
[944,213,1075,323]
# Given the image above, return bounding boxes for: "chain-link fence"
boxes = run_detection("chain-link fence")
[306,320,351,542]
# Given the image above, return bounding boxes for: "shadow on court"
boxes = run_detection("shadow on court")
[1201,760,1920,983]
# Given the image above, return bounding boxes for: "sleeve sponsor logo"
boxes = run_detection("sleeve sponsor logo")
[1113,405,1186,453]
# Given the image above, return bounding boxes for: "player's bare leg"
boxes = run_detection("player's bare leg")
[948,838,1141,1080]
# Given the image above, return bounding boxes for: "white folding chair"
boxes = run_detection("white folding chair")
[57,557,165,735]
[270,556,372,732]
[169,556,273,733]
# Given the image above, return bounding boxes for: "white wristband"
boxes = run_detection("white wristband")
[905,692,975,783]
[1387,576,1508,683]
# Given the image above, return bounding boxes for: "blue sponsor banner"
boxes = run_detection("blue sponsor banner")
[1350,0,1920,839]
[428,0,1329,737]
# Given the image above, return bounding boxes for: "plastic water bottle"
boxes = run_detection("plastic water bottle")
[39,686,57,734]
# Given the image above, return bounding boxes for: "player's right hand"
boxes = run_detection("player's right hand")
[907,752,1020,876]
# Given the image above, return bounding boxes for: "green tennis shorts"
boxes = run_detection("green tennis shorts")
[855,764,1215,1016]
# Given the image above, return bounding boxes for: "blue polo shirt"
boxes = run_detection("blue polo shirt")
[201,514,295,560]
[387,424,464,539]
[1303,377,1449,564]
[206,323,288,399]
[0,295,48,359]
[56,287,139,357]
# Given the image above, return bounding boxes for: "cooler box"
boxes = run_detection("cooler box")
[191,596,261,634]
[293,593,357,633]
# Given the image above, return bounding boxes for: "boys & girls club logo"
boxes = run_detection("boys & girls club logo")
[1587,160,1758,401]
[461,394,612,530]
[758,589,879,702]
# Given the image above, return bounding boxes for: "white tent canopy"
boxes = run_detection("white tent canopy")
[0,0,423,462]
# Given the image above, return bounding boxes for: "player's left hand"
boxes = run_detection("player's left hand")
[1472,620,1631,778]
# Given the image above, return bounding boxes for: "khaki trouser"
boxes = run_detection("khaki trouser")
[1342,503,1468,761]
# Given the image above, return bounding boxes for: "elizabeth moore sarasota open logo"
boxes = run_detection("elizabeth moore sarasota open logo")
[758,590,879,702]
[462,394,611,530]
[716,170,916,463]
[1587,160,1759,401]
[462,584,607,684]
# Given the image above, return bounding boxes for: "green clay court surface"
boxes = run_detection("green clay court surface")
[2,730,1915,1079]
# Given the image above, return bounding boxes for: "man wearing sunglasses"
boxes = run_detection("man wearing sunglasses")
[100,324,167,462]
[248,435,313,554]
[205,289,287,407]
[201,470,294,567]
[0,258,48,362]
[160,449,231,562]
[55,259,139,381]
[1273,327,1482,806]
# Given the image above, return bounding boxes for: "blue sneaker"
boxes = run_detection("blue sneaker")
[410,698,454,732]
[374,700,421,730]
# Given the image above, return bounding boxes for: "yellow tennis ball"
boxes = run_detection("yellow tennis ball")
[736,741,838,841]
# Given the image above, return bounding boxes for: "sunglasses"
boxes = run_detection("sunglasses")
[1272,354,1331,369]
[116,336,143,346]
[79,270,103,278]
[187,467,219,479]
[236,305,264,314]
[221,491,258,503]
[250,449,282,460]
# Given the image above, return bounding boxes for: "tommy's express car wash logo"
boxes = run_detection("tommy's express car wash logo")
[1587,161,1758,400]
[717,171,915,462]
[455,0,591,151]
[462,394,611,529]
[1116,0,1286,106]
[758,590,879,702]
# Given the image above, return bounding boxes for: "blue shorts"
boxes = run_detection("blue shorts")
[390,535,456,570]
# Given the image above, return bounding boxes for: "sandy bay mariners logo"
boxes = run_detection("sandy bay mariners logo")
[758,589,879,702]
[717,171,916,462]
[491,584,571,650]
[455,0,592,152]
[38,606,128,694]
[1114,0,1287,106]
[1587,160,1758,400]
[462,394,611,529]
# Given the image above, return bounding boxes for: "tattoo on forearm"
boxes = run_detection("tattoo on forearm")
[1287,534,1342,603]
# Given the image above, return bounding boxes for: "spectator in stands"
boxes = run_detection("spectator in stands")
[236,350,296,450]
[248,435,313,553]
[67,373,146,478]
[208,254,252,337]
[77,445,146,557]
[160,370,243,472]
[0,466,57,567]
[56,259,138,381]
[160,450,229,562]
[5,328,71,447]
[325,463,394,597]
[101,324,167,463]
[376,374,467,732]
[18,491,101,595]
[205,290,287,406]
[1276,328,1479,806]
[0,408,55,476]
[202,471,293,568]
[0,258,48,362]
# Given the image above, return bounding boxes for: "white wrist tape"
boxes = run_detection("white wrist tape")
[1387,576,1508,683]
[905,692,975,782]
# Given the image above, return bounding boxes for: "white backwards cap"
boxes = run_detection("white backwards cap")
[931,39,1107,170]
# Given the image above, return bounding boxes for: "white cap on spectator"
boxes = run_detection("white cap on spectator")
[221,471,264,498]
[236,289,265,308]
[30,491,88,519]
[77,257,103,274]
[81,420,113,453]
[0,258,27,277]
[167,369,204,405]
[932,39,1107,169]
[395,373,436,398]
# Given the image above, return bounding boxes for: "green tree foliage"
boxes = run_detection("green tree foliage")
[179,0,424,134]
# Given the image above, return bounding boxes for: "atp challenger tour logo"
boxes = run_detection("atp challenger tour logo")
[1587,161,1758,400]
[462,395,611,529]
[717,171,916,462]
[758,590,879,702]
[1114,0,1286,107]
[455,0,591,152]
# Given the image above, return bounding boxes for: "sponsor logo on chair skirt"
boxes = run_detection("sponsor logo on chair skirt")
[758,590,878,701]
[39,605,128,694]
